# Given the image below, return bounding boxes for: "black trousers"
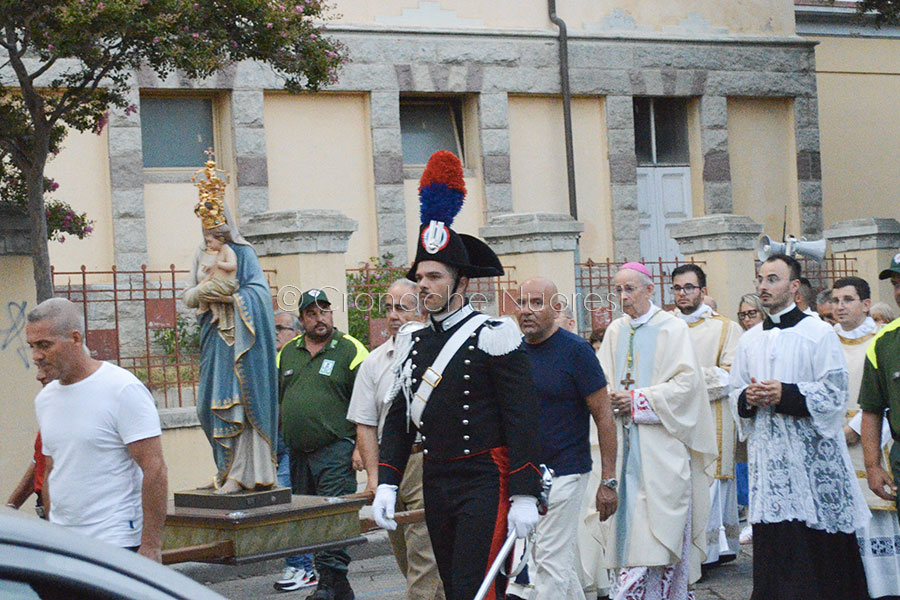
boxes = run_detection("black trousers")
[423,448,510,600]
[289,438,357,575]
[751,520,868,600]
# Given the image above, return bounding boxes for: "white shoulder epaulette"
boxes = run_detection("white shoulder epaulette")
[477,316,523,356]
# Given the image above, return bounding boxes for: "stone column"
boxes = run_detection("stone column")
[670,214,763,319]
[479,92,513,218]
[109,84,148,270]
[795,96,824,240]
[605,95,639,260]
[479,213,584,304]
[825,218,900,306]
[699,95,733,214]
[242,209,358,332]
[370,90,407,262]
[232,89,269,217]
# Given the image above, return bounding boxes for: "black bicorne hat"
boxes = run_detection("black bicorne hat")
[406,151,504,281]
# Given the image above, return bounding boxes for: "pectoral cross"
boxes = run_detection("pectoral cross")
[620,373,635,390]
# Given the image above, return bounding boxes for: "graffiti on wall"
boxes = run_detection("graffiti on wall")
[1,301,29,369]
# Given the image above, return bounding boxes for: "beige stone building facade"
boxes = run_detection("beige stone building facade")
[4,0,900,501]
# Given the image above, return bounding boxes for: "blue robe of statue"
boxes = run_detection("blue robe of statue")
[194,242,278,487]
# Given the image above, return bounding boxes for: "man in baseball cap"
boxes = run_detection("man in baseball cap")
[297,288,332,313]
[878,252,900,309]
[277,286,369,600]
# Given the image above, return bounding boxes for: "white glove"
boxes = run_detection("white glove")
[507,495,539,539]
[372,484,398,531]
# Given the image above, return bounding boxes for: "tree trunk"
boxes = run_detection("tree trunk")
[26,155,52,302]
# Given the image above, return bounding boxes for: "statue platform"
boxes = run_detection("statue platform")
[162,490,368,565]
[173,487,292,510]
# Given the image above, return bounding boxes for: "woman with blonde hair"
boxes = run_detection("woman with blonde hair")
[735,292,766,546]
[737,293,766,331]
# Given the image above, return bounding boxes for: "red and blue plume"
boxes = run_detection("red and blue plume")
[418,150,466,226]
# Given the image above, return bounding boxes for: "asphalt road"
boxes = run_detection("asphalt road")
[175,531,754,600]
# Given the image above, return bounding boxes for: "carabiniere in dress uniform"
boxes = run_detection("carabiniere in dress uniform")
[372,150,542,600]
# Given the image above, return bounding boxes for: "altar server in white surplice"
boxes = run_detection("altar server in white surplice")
[729,254,870,600]
[669,264,743,569]
[832,276,900,599]
[593,262,717,600]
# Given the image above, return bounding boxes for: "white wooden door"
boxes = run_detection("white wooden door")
[636,166,692,262]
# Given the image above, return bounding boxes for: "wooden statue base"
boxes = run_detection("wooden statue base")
[173,487,291,510]
[163,493,368,565]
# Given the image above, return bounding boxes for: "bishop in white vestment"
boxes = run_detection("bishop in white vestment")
[833,277,900,598]
[592,263,717,600]
[729,256,869,600]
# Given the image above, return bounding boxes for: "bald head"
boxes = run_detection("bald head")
[517,277,562,344]
[387,278,418,298]
[520,277,559,299]
[386,277,424,336]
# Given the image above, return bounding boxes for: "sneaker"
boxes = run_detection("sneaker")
[275,567,318,591]
[275,567,299,589]
[739,525,753,545]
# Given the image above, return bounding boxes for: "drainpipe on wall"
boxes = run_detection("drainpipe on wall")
[549,0,587,330]
[548,0,577,221]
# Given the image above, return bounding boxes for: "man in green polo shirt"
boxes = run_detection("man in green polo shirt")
[859,253,900,517]
[278,288,368,600]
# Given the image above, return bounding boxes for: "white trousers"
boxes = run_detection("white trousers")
[532,472,591,600]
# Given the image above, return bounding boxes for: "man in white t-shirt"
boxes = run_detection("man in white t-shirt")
[26,298,167,562]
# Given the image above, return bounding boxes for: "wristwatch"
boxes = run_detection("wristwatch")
[599,478,618,491]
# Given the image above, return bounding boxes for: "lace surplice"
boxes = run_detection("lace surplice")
[728,320,870,535]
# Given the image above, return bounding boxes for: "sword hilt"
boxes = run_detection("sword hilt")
[538,463,554,516]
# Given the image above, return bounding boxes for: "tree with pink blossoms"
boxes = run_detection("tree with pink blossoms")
[0,0,345,300]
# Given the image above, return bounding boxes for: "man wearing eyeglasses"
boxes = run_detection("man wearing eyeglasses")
[729,254,868,600]
[596,262,716,599]
[275,310,303,352]
[669,264,743,570]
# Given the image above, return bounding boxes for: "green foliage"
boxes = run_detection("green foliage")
[856,0,900,24]
[133,363,200,390]
[0,170,93,241]
[152,313,200,361]
[0,0,347,298]
[45,199,94,242]
[346,253,405,348]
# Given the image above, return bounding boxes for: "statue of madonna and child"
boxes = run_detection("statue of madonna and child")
[182,158,278,495]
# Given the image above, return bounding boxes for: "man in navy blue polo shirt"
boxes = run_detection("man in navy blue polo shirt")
[516,277,619,600]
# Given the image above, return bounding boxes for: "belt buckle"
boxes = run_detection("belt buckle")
[422,367,442,388]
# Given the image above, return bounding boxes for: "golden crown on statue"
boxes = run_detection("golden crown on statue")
[192,149,229,230]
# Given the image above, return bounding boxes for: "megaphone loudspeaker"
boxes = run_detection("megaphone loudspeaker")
[793,239,826,262]
[757,235,786,262]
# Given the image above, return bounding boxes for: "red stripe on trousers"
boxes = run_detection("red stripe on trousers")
[483,446,510,600]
